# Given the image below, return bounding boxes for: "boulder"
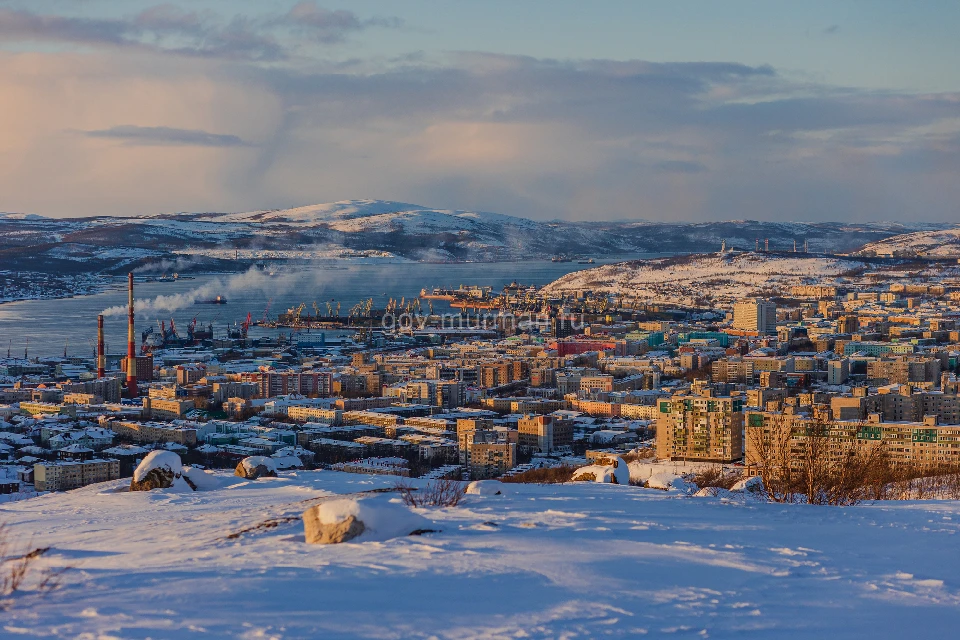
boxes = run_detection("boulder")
[304,513,366,544]
[303,497,433,544]
[235,456,278,479]
[571,456,631,484]
[130,466,176,491]
[130,450,184,492]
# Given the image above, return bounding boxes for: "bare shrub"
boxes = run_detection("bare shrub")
[886,463,960,500]
[619,449,655,464]
[1,523,69,610]
[395,479,466,508]
[746,415,797,503]
[691,466,743,491]
[746,416,891,506]
[501,466,577,484]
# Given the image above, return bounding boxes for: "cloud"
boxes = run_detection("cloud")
[0,8,130,46]
[1,40,959,222]
[824,25,840,35]
[653,160,708,174]
[283,1,403,43]
[0,3,401,61]
[83,125,252,147]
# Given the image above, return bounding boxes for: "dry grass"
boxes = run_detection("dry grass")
[618,449,655,464]
[691,466,743,491]
[501,466,577,484]
[1,522,69,610]
[395,479,467,508]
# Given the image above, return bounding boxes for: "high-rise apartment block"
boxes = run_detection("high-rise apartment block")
[733,299,777,334]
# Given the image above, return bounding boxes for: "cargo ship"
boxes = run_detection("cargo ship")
[196,295,227,304]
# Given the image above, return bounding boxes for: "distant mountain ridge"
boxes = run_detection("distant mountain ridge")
[0,199,957,275]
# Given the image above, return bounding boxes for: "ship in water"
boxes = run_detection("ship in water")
[577,258,595,264]
[196,295,227,304]
[551,255,572,263]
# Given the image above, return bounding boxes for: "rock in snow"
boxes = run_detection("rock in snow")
[465,480,509,496]
[235,456,279,479]
[646,472,697,494]
[731,475,765,494]
[130,451,184,491]
[571,457,631,484]
[303,496,433,544]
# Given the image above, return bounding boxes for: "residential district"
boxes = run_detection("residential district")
[2,270,960,496]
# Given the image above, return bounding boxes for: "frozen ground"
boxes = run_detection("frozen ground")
[4,471,960,639]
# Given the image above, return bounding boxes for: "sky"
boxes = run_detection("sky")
[0,1,958,222]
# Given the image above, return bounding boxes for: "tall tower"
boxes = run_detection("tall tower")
[126,273,138,397]
[97,314,105,378]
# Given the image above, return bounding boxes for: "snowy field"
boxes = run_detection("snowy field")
[856,228,960,257]
[4,471,960,639]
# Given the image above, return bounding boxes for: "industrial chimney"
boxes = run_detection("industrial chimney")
[126,273,138,397]
[97,314,105,378]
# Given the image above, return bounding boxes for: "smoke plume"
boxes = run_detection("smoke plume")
[99,267,300,317]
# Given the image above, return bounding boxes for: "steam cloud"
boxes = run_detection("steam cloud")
[99,267,302,317]
[132,256,200,274]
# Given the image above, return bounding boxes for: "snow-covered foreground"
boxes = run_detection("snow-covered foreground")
[4,471,960,638]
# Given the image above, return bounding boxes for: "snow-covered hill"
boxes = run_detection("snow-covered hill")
[542,252,868,306]
[854,228,960,258]
[4,471,960,638]
[0,199,954,275]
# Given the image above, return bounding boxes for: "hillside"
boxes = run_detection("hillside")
[854,228,960,258]
[542,251,869,306]
[4,471,960,638]
[0,200,953,276]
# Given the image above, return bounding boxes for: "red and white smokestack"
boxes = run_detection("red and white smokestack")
[97,314,105,378]
[126,273,138,397]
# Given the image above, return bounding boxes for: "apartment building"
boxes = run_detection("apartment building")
[287,406,343,424]
[745,411,960,470]
[34,458,120,492]
[733,299,777,335]
[240,369,333,398]
[142,397,194,420]
[61,377,122,403]
[656,393,745,462]
[108,420,204,446]
[517,414,573,454]
[580,375,614,394]
[19,402,77,417]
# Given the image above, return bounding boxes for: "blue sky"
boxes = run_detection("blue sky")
[0,1,957,221]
